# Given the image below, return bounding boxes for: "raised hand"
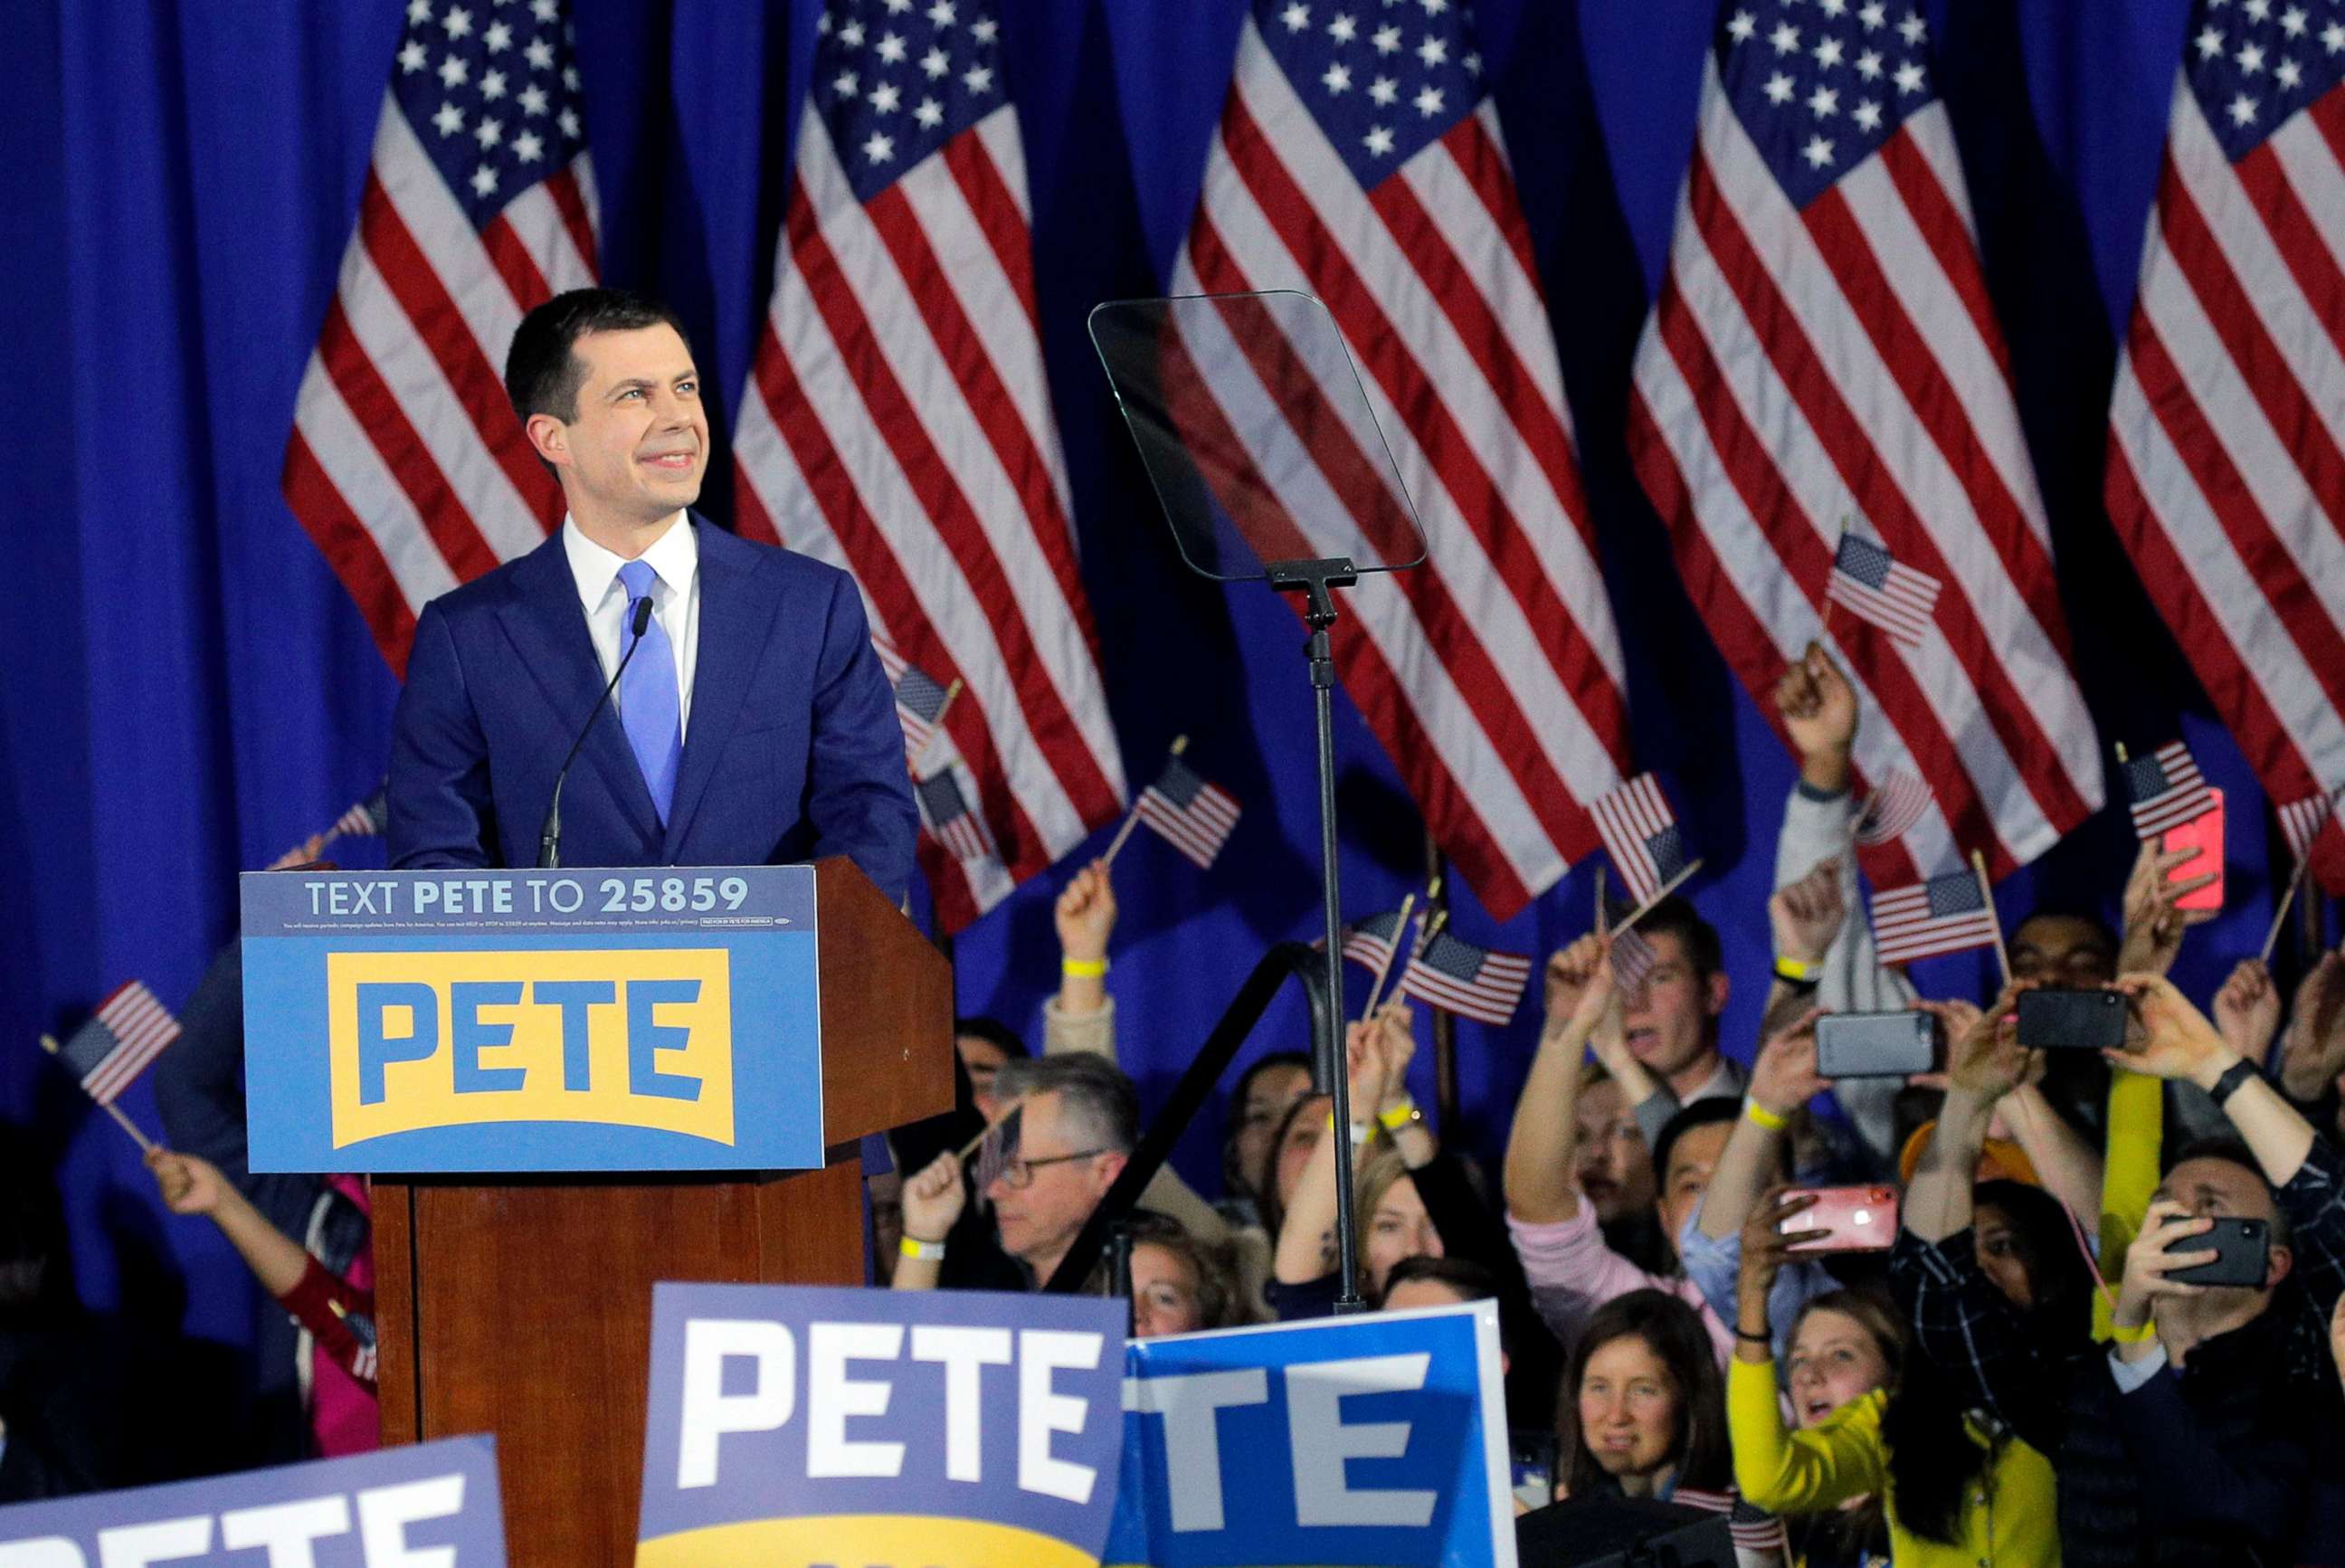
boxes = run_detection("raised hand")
[901,1149,967,1244]
[147,1149,228,1217]
[1737,1187,1826,1331]
[1946,980,2042,1100]
[2280,949,2345,1101]
[1054,858,1117,964]
[1772,641,1858,793]
[2118,840,2218,978]
[1749,1007,1828,1118]
[2212,959,2283,1067]
[1543,934,1616,1041]
[1770,858,1847,966]
[2108,973,2234,1085]
[2114,1196,2219,1332]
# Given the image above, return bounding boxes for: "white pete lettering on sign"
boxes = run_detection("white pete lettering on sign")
[676,1316,1103,1505]
[0,1473,467,1568]
[1123,1353,1438,1533]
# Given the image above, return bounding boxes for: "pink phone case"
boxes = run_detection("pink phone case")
[2163,787,2225,913]
[1780,1186,1899,1253]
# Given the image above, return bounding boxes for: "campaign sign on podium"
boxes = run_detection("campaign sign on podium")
[239,865,822,1174]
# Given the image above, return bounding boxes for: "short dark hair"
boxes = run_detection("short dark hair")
[954,1016,1029,1061]
[1637,895,1722,979]
[1381,1253,1501,1307]
[1223,1050,1315,1198]
[504,287,691,424]
[993,1053,1142,1156]
[1651,1098,1743,1185]
[1558,1289,1731,1497]
[2165,1137,2290,1249]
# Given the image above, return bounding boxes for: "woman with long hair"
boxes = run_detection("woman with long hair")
[1556,1288,1735,1502]
[1729,1189,2060,1566]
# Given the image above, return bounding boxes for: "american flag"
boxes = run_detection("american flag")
[1591,774,1688,906]
[1869,869,1999,965]
[53,982,182,1107]
[1627,0,2103,889]
[1399,928,1532,1027]
[2279,786,2340,865]
[915,764,992,866]
[283,0,598,670]
[1856,768,1932,848]
[2123,739,2217,840]
[1134,755,1242,870]
[973,1101,1023,1195]
[2103,0,2345,895]
[1165,0,1633,923]
[1827,532,1941,647]
[1338,908,1407,973]
[874,636,954,760]
[730,1,1126,934]
[1601,897,1663,997]
[331,784,391,841]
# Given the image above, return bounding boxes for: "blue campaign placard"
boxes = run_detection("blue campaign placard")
[238,865,822,1174]
[636,1282,1128,1568]
[0,1436,504,1565]
[1106,1303,1517,1568]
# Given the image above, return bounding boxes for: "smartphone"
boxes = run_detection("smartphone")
[1508,1430,1557,1512]
[2166,1215,2271,1288]
[1816,1011,1935,1078]
[2162,786,2225,913]
[2016,987,2128,1051]
[1780,1185,1899,1252]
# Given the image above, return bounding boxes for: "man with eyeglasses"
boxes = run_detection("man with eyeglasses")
[893,1054,1138,1292]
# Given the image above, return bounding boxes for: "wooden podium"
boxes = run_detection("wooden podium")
[366,859,952,1567]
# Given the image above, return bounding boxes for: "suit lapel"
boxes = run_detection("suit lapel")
[662,522,783,860]
[494,532,663,845]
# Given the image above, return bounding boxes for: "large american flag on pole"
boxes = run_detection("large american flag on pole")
[2104,0,2345,894]
[1167,1,1633,922]
[1627,1,2103,886]
[284,0,599,671]
[731,1,1126,932]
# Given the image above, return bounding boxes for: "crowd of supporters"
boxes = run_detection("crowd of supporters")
[13,640,2345,1568]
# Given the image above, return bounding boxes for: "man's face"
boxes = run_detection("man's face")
[2152,1155,2290,1297]
[2009,915,2117,988]
[529,324,707,527]
[1656,1120,1733,1241]
[1574,1079,1657,1224]
[984,1091,1123,1270]
[1620,933,1726,1082]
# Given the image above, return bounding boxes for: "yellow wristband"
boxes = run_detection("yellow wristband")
[1743,1098,1788,1132]
[899,1235,946,1262]
[1061,956,1108,979]
[2108,1317,2157,1345]
[1773,955,1820,984]
[1377,1097,1421,1132]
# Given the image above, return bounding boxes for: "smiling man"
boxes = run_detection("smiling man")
[387,289,916,893]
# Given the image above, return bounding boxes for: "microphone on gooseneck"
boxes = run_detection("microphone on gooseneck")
[538,594,655,869]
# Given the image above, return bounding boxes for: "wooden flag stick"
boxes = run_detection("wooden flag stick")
[1593,865,1609,939]
[40,1035,156,1154]
[2262,851,2314,966]
[1102,735,1187,868]
[1970,849,2013,988]
[958,1096,1025,1164]
[1608,859,1704,939]
[1374,907,1449,1017]
[1358,893,1419,1022]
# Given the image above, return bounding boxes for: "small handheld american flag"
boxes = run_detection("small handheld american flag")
[1855,770,1932,849]
[1827,533,1942,648]
[1600,892,1663,997]
[1868,870,2000,966]
[2278,785,2340,865]
[2122,740,2215,841]
[330,784,389,841]
[876,637,958,762]
[1400,929,1533,1027]
[1591,774,1688,907]
[915,767,992,865]
[1338,909,1406,974]
[42,982,181,1153]
[970,1102,1023,1197]
[1134,755,1241,871]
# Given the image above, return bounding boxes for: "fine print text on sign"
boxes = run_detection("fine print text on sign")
[0,1436,503,1568]
[636,1283,1127,1568]
[239,866,823,1174]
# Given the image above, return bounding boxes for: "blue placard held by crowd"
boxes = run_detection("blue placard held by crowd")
[1106,1302,1517,1568]
[238,865,822,1174]
[635,1283,1128,1567]
[0,1437,503,1566]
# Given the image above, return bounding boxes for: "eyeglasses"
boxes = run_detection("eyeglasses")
[992,1148,1108,1190]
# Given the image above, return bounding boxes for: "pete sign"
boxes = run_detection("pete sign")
[636,1283,1127,1568]
[1106,1302,1517,1568]
[0,1436,502,1567]
[239,866,821,1173]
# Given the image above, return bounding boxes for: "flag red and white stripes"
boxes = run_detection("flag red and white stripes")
[1827,533,1942,648]
[731,4,1125,933]
[1591,774,1689,907]
[57,982,183,1107]
[2279,789,2339,867]
[2122,740,2216,841]
[1162,7,1632,922]
[1134,756,1242,871]
[1627,11,2102,889]
[1856,770,1933,850]
[2103,21,2345,894]
[283,1,599,672]
[1869,870,2000,966]
[1399,929,1533,1027]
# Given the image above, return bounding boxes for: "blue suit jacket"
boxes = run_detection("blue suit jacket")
[386,518,917,898]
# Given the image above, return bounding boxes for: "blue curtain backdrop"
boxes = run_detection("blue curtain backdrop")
[3,0,2306,1356]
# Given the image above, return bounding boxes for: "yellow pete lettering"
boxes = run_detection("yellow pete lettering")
[328,949,735,1147]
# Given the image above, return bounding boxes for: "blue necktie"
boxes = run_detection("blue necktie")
[614,559,682,825]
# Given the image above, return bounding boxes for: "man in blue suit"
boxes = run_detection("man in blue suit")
[387,289,917,898]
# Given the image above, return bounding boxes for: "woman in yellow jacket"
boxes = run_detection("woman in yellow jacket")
[1730,1188,2061,1567]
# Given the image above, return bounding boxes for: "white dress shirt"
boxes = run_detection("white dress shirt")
[562,512,701,738]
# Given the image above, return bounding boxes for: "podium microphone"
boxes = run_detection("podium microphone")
[538,594,654,869]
